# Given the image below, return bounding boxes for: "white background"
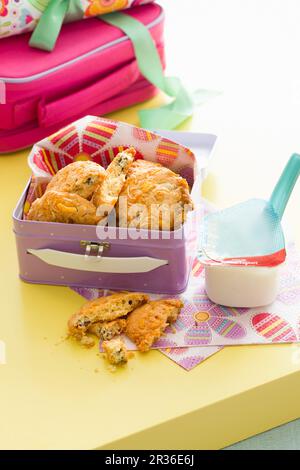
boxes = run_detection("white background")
[158,0,300,450]
[158,0,300,246]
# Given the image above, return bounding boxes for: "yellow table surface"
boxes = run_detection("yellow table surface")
[1,94,300,450]
[2,0,300,449]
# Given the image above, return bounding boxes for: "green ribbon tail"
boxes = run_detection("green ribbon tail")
[101,12,195,130]
[29,0,83,51]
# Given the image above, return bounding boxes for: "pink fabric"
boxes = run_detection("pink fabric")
[0,4,164,153]
[0,5,161,79]
[0,81,158,153]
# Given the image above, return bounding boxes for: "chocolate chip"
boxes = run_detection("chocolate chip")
[77,317,91,328]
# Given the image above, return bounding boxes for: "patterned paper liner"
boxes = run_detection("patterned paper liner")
[24,115,197,218]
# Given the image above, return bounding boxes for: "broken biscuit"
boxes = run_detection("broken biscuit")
[92,148,136,221]
[68,292,149,340]
[88,318,126,341]
[102,337,129,365]
[126,299,183,351]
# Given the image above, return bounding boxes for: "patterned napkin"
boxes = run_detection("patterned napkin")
[71,197,300,370]
[73,284,222,371]
[152,242,300,348]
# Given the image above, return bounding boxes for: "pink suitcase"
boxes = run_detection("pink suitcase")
[0,3,164,153]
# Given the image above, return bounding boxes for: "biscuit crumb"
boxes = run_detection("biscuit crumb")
[107,363,117,373]
[80,336,95,348]
[102,337,129,365]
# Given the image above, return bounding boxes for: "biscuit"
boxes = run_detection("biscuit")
[68,291,149,340]
[80,336,95,348]
[88,318,126,341]
[46,161,106,200]
[125,299,183,351]
[92,148,136,220]
[102,337,129,365]
[116,160,193,230]
[27,190,99,225]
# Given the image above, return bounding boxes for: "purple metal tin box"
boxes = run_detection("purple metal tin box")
[13,118,217,294]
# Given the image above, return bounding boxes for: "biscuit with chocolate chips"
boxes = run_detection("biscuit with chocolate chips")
[46,161,106,200]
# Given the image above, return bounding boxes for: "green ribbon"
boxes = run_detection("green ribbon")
[29,2,217,129]
[101,12,194,130]
[29,0,82,51]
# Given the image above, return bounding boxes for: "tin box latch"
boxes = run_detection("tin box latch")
[80,241,110,260]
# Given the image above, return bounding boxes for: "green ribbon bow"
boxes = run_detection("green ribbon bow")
[29,0,217,129]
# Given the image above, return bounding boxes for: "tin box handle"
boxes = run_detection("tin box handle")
[27,248,168,274]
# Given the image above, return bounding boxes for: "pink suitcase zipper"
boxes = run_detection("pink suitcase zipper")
[0,4,164,153]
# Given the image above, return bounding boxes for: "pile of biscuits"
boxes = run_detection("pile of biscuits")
[67,291,184,366]
[27,147,193,230]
